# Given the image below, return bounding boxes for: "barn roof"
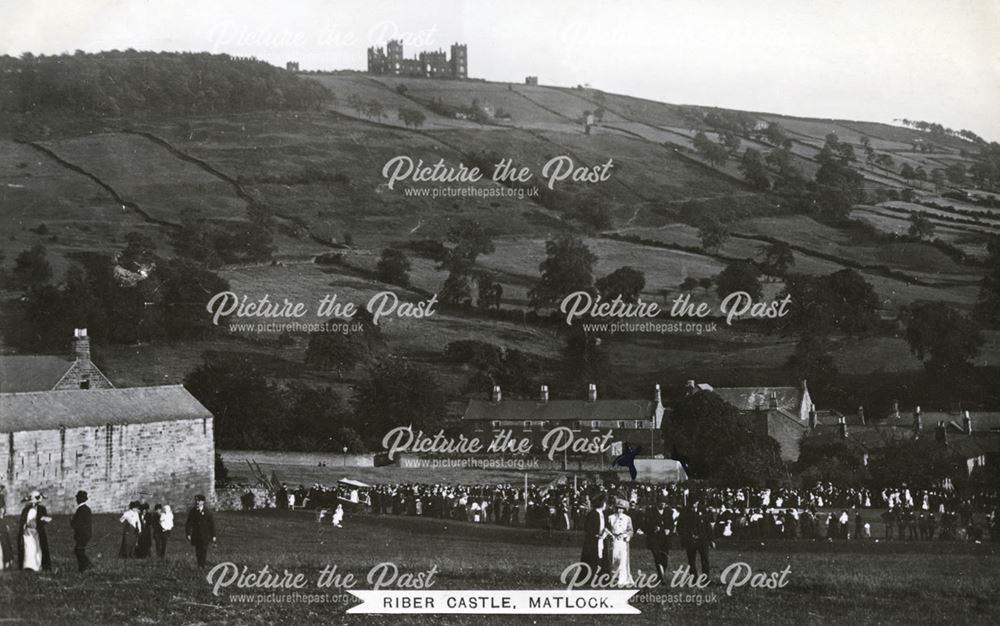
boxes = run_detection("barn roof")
[0,355,72,393]
[0,385,212,433]
[462,399,657,422]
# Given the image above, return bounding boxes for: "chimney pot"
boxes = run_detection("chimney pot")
[768,392,778,409]
[963,410,972,435]
[654,384,662,404]
[73,328,91,362]
[540,385,549,403]
[838,416,847,439]
[587,383,597,402]
[858,406,866,425]
[491,385,502,403]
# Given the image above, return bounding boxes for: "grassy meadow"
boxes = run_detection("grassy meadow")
[3,508,998,624]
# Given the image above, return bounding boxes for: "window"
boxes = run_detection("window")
[590,421,598,429]
[617,421,626,429]
[79,378,90,389]
[491,420,500,429]
[523,420,532,430]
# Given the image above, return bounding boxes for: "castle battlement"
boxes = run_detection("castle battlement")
[367,41,467,79]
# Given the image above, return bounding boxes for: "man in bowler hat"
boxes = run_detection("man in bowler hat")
[70,490,92,572]
[185,494,216,567]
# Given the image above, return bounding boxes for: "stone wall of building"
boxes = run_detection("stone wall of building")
[2,417,214,514]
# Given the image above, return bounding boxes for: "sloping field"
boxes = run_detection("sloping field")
[42,132,248,222]
[308,74,481,130]
[370,75,569,125]
[0,138,162,273]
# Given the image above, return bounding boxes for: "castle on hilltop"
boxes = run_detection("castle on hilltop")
[367,40,467,79]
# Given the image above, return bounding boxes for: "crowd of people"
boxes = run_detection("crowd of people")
[268,479,1000,546]
[0,488,216,573]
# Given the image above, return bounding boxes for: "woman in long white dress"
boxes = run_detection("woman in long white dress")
[607,499,635,587]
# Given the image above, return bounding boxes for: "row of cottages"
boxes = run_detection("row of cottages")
[0,329,215,514]
[801,405,1000,475]
[461,384,665,454]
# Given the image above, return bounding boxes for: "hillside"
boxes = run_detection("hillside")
[2,54,998,426]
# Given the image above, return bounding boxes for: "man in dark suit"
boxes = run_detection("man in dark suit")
[185,495,216,567]
[643,501,674,584]
[580,494,608,580]
[677,499,714,578]
[70,490,93,572]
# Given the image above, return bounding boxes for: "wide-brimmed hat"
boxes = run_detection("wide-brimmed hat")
[614,498,629,510]
[25,490,44,502]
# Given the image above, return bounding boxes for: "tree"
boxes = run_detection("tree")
[439,271,473,306]
[346,93,364,116]
[397,107,426,128]
[446,219,496,263]
[761,122,788,147]
[529,235,598,307]
[352,358,446,446]
[907,212,935,239]
[184,355,286,449]
[945,162,966,185]
[785,334,839,389]
[375,248,411,287]
[680,277,699,292]
[782,269,879,334]
[662,391,784,485]
[305,326,369,376]
[739,148,771,190]
[365,98,385,122]
[758,241,795,276]
[12,245,52,289]
[697,217,729,251]
[595,266,646,303]
[900,163,916,180]
[904,302,982,379]
[697,277,714,294]
[715,260,761,300]
[475,273,503,310]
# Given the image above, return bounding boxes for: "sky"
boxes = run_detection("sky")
[2,0,999,140]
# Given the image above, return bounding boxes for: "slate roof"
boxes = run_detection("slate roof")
[462,399,657,422]
[1,385,213,433]
[0,356,72,393]
[712,386,804,412]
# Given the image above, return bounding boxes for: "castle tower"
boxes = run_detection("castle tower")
[387,39,404,75]
[450,43,467,79]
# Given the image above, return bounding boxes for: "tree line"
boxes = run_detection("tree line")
[0,51,331,116]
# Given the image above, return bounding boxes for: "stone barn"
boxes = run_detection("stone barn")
[1,385,215,514]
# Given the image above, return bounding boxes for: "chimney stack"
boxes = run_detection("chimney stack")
[654,384,662,405]
[838,416,847,439]
[587,383,597,402]
[891,400,900,419]
[858,406,866,426]
[913,406,922,433]
[73,328,91,362]
[963,410,972,435]
[491,385,502,403]
[809,408,818,429]
[540,385,549,403]
[768,392,778,409]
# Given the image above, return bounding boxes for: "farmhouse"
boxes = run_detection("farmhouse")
[461,384,665,454]
[0,330,215,514]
